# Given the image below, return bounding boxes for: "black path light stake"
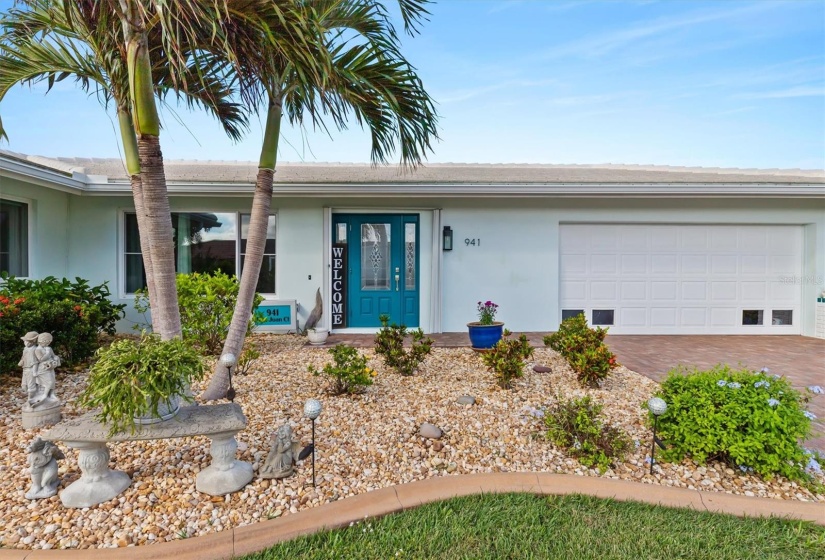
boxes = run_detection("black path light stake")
[221,353,237,402]
[300,399,323,487]
[647,397,668,475]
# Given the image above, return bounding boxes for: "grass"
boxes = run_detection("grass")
[241,493,825,560]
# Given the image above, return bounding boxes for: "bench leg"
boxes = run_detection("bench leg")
[60,441,131,508]
[196,430,253,496]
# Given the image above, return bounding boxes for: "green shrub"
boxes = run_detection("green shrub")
[78,334,205,436]
[135,271,263,355]
[308,344,374,395]
[374,315,433,376]
[0,274,125,372]
[652,365,819,484]
[545,395,631,473]
[544,313,617,387]
[481,329,534,389]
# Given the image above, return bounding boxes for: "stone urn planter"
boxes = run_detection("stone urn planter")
[307,328,329,345]
[133,394,181,425]
[467,322,504,350]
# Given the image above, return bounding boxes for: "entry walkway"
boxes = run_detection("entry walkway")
[318,332,825,451]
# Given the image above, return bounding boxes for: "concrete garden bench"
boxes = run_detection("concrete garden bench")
[42,403,253,508]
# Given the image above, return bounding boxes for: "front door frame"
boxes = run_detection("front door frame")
[323,207,442,333]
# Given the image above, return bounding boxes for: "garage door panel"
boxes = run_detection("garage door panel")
[560,224,802,335]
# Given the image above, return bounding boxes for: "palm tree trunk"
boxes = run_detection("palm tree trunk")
[201,96,281,401]
[121,5,181,340]
[118,108,159,332]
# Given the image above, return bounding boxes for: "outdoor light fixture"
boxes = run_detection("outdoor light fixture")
[442,226,453,251]
[300,399,323,487]
[221,353,237,402]
[647,397,667,475]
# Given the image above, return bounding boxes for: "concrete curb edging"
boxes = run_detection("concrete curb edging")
[3,472,823,559]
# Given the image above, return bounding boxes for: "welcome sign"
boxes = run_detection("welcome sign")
[332,243,347,327]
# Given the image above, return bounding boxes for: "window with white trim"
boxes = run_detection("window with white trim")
[0,199,29,277]
[124,212,276,294]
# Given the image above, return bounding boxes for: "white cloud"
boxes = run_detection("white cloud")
[436,78,558,104]
[736,86,825,100]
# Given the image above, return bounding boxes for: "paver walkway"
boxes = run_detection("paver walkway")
[315,332,825,451]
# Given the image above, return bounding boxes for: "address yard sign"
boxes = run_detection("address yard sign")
[256,300,296,332]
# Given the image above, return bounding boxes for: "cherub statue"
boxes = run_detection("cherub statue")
[25,437,64,499]
[29,332,61,408]
[260,424,300,479]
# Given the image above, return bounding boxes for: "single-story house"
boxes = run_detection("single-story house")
[2,149,824,337]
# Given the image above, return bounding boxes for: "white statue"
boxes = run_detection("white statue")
[30,332,60,407]
[260,424,300,479]
[25,437,64,499]
[19,331,39,403]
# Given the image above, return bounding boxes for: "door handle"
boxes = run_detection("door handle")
[395,267,400,291]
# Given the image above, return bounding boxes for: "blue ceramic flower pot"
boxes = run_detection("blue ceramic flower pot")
[467,322,504,349]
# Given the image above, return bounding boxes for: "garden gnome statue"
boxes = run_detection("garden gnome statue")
[25,437,64,500]
[21,332,63,429]
[260,424,300,479]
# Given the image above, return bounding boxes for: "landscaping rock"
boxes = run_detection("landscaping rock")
[456,395,476,406]
[419,423,443,439]
[533,365,552,373]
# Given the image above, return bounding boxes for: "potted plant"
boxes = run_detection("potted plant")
[307,327,329,345]
[467,300,504,350]
[78,334,205,435]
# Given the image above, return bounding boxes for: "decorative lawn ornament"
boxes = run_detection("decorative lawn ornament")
[647,397,668,475]
[301,399,323,487]
[221,353,237,402]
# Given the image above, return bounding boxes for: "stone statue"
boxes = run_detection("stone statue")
[21,332,63,429]
[19,331,39,403]
[30,332,61,408]
[25,437,64,499]
[260,424,300,479]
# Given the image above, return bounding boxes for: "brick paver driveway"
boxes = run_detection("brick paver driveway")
[606,335,825,452]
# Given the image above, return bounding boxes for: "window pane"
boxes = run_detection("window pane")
[771,310,792,326]
[742,310,763,325]
[240,214,276,254]
[361,223,390,290]
[175,212,236,276]
[336,222,347,244]
[0,199,28,276]
[592,309,614,326]
[562,309,584,321]
[241,254,276,294]
[125,254,147,293]
[125,213,141,253]
[405,223,416,290]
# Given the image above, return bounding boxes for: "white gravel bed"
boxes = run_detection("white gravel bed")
[1,334,822,550]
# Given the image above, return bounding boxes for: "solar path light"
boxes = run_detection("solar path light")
[221,353,237,402]
[300,399,323,487]
[647,397,667,475]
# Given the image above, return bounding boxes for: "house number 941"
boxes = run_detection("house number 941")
[464,238,480,246]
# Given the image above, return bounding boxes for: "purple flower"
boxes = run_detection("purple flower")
[760,367,770,374]
[803,411,817,420]
[717,380,728,387]
[806,457,822,475]
[767,398,780,407]
[772,374,781,380]
[808,385,824,395]
[727,382,742,389]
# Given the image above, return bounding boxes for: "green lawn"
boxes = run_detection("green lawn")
[242,493,825,560]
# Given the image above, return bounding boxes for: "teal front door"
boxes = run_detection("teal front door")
[332,214,420,328]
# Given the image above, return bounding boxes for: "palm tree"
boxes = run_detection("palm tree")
[1,1,247,334]
[2,0,324,340]
[201,0,439,400]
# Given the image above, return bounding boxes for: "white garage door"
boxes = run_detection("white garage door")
[559,224,803,334]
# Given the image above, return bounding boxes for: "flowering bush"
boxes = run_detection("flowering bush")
[544,313,617,387]
[481,329,534,389]
[476,300,499,325]
[544,395,631,473]
[0,275,125,372]
[308,344,374,395]
[374,315,433,376]
[651,365,820,485]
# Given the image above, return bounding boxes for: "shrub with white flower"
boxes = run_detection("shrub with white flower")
[651,364,820,486]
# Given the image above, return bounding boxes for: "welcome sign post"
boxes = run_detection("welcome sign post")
[331,243,347,328]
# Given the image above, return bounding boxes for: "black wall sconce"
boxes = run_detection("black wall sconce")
[443,226,453,251]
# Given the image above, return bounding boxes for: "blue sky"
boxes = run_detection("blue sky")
[1,0,823,169]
